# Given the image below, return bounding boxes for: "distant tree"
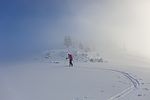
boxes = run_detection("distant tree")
[84,47,91,52]
[79,42,84,50]
[64,36,72,48]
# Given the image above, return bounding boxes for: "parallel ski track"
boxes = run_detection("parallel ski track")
[105,68,140,100]
[74,66,140,100]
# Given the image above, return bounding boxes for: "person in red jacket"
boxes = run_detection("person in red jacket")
[66,53,73,67]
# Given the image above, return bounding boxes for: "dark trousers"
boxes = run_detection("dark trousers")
[69,60,73,66]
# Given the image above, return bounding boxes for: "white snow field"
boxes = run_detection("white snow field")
[0,62,150,100]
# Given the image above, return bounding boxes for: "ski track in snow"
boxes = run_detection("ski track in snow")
[75,66,140,100]
[105,69,140,100]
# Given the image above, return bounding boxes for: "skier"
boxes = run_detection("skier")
[66,53,73,67]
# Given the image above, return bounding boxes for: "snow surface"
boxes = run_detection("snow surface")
[0,62,150,100]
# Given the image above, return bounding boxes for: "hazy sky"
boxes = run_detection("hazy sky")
[1,0,150,60]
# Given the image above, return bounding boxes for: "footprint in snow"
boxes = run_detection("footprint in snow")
[143,88,149,91]
[138,94,142,97]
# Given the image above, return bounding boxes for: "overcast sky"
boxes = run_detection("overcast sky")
[1,0,150,60]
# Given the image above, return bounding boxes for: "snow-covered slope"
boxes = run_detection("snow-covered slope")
[0,62,150,100]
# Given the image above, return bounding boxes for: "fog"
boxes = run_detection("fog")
[42,0,150,59]
[1,0,150,61]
